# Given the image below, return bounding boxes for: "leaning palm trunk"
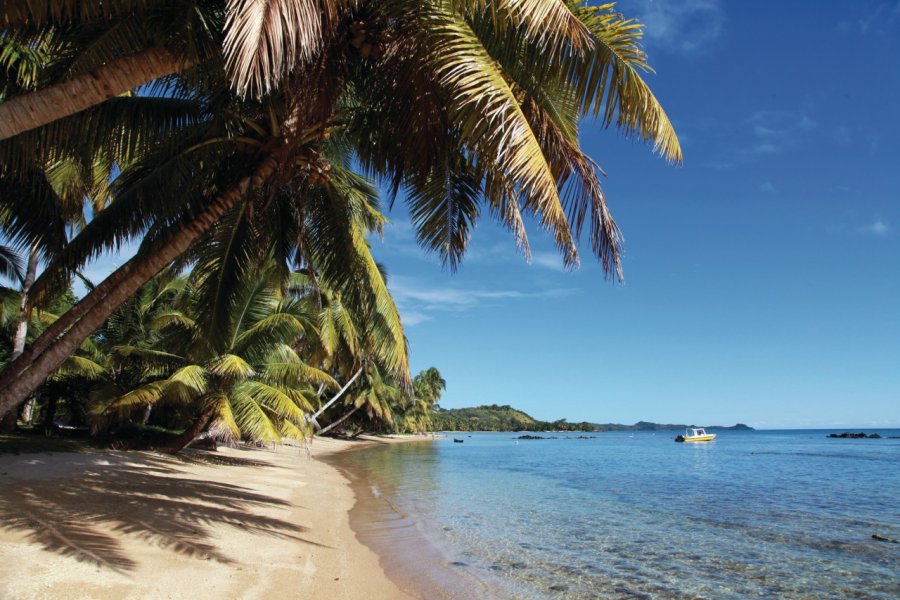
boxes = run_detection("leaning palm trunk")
[163,407,217,454]
[317,405,361,436]
[309,367,362,431]
[0,155,280,419]
[0,48,184,141]
[0,243,40,431]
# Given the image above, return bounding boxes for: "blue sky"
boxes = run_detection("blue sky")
[72,1,899,429]
[370,0,900,428]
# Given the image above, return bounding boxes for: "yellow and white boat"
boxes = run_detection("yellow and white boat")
[674,427,716,443]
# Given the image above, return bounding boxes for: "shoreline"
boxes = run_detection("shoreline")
[0,435,432,599]
[324,438,503,600]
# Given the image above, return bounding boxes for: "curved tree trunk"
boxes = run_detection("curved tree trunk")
[163,407,217,454]
[317,405,361,436]
[0,48,186,141]
[309,367,362,431]
[0,155,280,419]
[0,243,40,431]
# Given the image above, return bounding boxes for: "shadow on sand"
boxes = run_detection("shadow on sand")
[0,450,326,573]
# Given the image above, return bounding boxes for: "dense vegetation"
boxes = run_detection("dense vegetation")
[431,405,754,432]
[431,405,598,432]
[593,421,754,432]
[0,1,679,451]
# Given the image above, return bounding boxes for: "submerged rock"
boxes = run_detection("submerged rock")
[826,432,881,439]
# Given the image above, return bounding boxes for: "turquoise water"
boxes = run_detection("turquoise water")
[337,430,900,599]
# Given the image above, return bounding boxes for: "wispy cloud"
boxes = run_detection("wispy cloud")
[759,181,776,193]
[746,110,817,155]
[389,276,575,326]
[832,125,853,145]
[622,0,725,54]
[837,1,900,35]
[529,251,567,272]
[400,311,431,327]
[858,219,891,237]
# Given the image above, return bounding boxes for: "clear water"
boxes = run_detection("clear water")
[335,431,900,599]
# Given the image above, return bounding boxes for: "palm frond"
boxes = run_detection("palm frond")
[223,0,330,96]
[207,353,255,380]
[423,6,579,265]
[567,3,682,162]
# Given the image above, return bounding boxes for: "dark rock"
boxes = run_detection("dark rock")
[827,432,879,439]
[450,561,468,567]
[516,435,546,440]
[868,433,881,439]
[872,534,898,543]
[548,584,569,592]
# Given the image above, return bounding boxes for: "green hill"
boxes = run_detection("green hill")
[430,405,753,432]
[430,405,598,432]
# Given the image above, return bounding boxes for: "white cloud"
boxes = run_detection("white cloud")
[388,276,575,325]
[400,311,431,326]
[529,251,568,272]
[759,181,776,193]
[859,219,891,237]
[745,109,817,156]
[838,1,900,35]
[621,0,725,54]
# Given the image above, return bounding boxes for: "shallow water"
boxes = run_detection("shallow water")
[333,431,900,599]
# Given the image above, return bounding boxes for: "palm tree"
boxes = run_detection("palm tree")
[0,1,223,139]
[317,364,402,436]
[96,264,335,452]
[88,270,193,430]
[414,367,446,405]
[0,2,681,420]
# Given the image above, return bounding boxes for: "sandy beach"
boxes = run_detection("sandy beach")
[0,435,431,599]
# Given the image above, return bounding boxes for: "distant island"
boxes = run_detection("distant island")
[431,405,753,432]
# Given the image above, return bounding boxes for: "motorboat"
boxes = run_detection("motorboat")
[674,427,716,443]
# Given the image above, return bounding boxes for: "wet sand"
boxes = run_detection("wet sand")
[325,442,501,600]
[0,435,430,599]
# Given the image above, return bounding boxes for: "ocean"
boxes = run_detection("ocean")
[330,430,900,599]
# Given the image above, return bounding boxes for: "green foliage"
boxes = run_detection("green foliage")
[0,1,682,447]
[429,404,598,432]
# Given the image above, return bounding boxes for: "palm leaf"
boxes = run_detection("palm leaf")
[223,0,331,96]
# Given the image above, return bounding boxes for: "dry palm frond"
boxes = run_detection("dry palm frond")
[223,0,336,97]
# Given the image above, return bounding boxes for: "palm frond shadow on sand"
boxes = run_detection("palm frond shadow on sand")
[0,451,328,573]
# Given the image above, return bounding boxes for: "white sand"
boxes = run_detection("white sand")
[0,435,430,599]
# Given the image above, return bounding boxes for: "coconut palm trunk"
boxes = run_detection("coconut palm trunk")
[163,407,217,454]
[0,243,40,431]
[309,367,362,431]
[0,48,184,141]
[317,405,361,437]
[0,155,280,419]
